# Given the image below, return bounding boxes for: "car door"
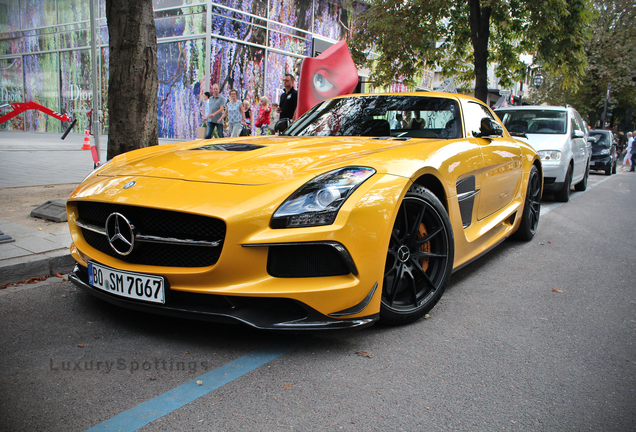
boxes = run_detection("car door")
[570,111,587,181]
[462,101,523,221]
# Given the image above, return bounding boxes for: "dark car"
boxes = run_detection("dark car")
[588,129,616,175]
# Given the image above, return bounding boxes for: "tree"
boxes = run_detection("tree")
[349,0,592,103]
[106,0,158,160]
[538,0,636,129]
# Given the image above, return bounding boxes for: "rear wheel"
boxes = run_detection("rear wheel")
[380,185,454,325]
[513,165,541,241]
[555,165,572,202]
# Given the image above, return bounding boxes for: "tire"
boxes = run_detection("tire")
[605,165,611,176]
[575,163,588,191]
[612,160,617,174]
[380,185,454,325]
[512,165,541,241]
[554,165,572,202]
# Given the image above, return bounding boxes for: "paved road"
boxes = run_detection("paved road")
[1,171,635,431]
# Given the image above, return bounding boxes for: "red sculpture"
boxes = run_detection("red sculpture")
[296,40,359,119]
[0,101,71,124]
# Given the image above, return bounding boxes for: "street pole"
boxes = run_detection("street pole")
[89,0,101,165]
[601,82,611,129]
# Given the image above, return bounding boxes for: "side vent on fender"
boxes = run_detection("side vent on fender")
[456,176,479,228]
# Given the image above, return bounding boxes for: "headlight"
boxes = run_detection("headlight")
[271,167,376,228]
[537,150,561,162]
[599,148,610,155]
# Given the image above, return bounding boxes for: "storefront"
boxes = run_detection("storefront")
[0,0,358,139]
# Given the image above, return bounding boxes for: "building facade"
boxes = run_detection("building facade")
[0,0,358,139]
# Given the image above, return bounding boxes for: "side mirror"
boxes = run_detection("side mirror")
[587,136,597,144]
[476,117,503,138]
[275,118,292,133]
[572,130,585,139]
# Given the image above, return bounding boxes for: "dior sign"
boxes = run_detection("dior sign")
[68,84,93,101]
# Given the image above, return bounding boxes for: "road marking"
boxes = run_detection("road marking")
[540,174,614,216]
[85,338,306,432]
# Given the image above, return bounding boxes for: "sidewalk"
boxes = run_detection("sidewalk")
[0,131,182,286]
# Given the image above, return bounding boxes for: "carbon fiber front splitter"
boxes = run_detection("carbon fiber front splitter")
[69,265,377,331]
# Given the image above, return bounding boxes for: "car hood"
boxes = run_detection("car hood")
[522,134,568,152]
[97,136,410,185]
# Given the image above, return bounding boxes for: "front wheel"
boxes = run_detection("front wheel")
[555,165,572,202]
[380,185,454,325]
[575,163,589,191]
[512,165,541,241]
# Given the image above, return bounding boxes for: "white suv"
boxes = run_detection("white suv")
[495,106,590,202]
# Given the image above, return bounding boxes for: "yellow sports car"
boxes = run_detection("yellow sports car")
[67,92,542,330]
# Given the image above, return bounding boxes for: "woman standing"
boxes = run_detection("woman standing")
[255,97,271,135]
[226,90,246,137]
[243,101,252,133]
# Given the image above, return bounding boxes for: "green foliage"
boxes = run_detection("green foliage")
[349,0,592,101]
[539,0,636,128]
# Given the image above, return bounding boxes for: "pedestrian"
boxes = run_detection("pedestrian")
[623,131,633,171]
[255,96,271,135]
[394,113,407,129]
[269,103,280,134]
[409,111,425,129]
[629,132,636,172]
[226,89,246,137]
[277,74,297,121]
[201,91,211,138]
[243,100,252,134]
[206,84,226,139]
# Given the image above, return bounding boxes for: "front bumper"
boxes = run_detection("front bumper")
[69,264,378,331]
[590,156,612,171]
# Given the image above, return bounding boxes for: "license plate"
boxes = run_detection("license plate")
[88,262,165,304]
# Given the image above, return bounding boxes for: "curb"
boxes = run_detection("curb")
[0,249,74,287]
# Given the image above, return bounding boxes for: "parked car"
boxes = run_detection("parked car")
[495,105,590,202]
[588,129,617,175]
[67,92,542,330]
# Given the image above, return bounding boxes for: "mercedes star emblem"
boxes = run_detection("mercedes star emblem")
[397,245,410,263]
[105,212,136,256]
[123,180,136,189]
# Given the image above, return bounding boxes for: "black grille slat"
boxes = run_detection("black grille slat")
[77,202,226,268]
[267,245,350,278]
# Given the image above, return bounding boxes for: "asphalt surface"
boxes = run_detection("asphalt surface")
[1,169,635,431]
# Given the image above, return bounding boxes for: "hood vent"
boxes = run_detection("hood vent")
[191,143,266,152]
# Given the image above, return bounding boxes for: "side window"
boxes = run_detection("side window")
[570,117,579,134]
[463,102,494,137]
[571,110,584,133]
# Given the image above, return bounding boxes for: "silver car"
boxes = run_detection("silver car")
[495,106,590,202]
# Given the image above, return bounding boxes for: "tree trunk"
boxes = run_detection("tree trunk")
[469,0,491,103]
[106,0,158,160]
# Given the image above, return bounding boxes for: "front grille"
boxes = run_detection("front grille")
[267,244,350,278]
[76,201,226,268]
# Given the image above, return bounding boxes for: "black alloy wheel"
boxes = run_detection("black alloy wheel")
[380,185,454,325]
[513,165,541,241]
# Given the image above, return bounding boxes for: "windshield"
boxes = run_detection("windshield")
[284,95,462,139]
[589,132,611,148]
[496,109,567,135]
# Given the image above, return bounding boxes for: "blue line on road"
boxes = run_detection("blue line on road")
[540,174,613,216]
[85,338,306,432]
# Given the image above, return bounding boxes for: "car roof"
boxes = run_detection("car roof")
[333,91,484,104]
[495,106,569,112]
